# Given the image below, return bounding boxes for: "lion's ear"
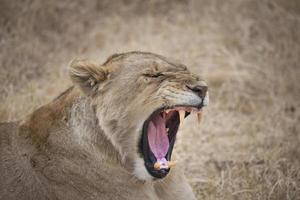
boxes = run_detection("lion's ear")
[69,59,109,95]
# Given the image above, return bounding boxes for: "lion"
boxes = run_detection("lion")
[0,51,209,200]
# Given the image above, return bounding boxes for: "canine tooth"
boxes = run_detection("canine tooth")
[166,128,169,133]
[154,162,161,170]
[167,161,177,168]
[179,110,185,126]
[165,109,170,114]
[197,112,202,124]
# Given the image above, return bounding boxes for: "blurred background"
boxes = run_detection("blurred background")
[0,0,300,199]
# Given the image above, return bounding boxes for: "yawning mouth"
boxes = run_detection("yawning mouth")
[140,106,203,179]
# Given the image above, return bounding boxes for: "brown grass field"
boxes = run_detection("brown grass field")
[1,0,300,199]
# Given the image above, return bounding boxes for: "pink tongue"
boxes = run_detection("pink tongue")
[147,115,169,160]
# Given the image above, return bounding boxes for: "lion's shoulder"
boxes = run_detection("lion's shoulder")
[19,86,81,149]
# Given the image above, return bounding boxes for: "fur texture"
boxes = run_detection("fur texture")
[0,52,208,200]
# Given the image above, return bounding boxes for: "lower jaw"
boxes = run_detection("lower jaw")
[145,163,170,178]
[144,148,175,178]
[141,121,178,179]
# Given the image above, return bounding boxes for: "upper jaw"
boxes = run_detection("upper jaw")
[159,90,209,113]
[163,93,209,121]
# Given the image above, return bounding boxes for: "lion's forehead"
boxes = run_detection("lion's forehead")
[121,60,199,82]
[107,52,188,73]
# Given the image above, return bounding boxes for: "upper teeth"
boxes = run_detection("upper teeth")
[197,111,202,124]
[179,110,185,126]
[164,107,204,126]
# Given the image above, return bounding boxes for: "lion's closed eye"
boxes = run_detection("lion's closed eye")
[142,72,164,78]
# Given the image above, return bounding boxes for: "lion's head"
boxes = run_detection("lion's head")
[69,52,209,180]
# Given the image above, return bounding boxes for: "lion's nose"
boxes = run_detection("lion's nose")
[189,85,208,99]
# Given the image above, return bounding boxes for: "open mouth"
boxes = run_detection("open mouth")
[140,105,203,179]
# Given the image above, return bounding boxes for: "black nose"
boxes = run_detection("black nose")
[189,85,208,98]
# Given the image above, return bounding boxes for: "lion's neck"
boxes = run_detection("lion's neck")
[68,95,121,163]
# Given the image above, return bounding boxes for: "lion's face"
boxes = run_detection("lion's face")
[69,52,209,180]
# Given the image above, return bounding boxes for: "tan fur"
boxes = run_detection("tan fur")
[0,52,207,200]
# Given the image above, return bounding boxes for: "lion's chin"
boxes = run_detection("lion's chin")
[139,105,204,179]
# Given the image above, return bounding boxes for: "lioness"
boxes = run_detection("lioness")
[0,52,208,200]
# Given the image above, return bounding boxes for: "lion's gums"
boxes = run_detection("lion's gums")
[0,0,300,199]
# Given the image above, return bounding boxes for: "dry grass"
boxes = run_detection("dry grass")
[1,0,300,199]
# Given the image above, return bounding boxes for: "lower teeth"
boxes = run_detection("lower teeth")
[154,160,177,170]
